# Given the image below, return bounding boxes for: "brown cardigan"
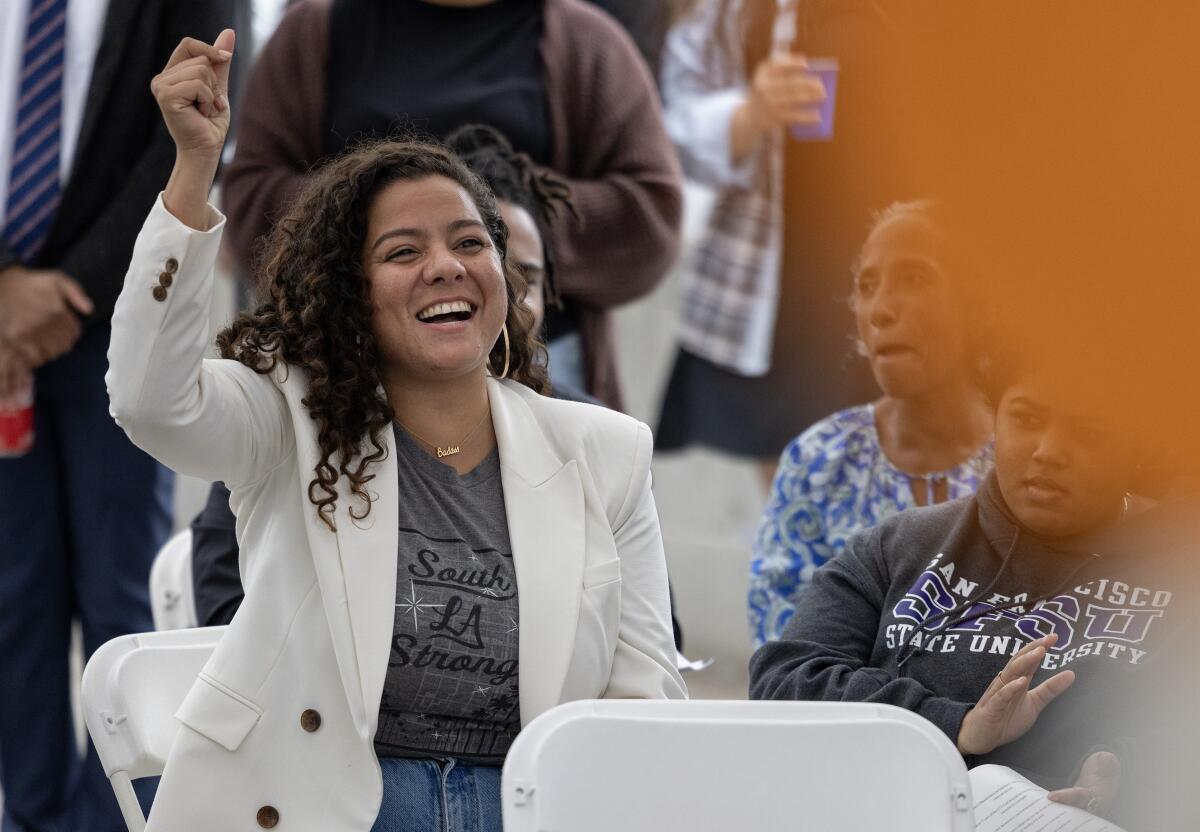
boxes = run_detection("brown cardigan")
[222,0,683,410]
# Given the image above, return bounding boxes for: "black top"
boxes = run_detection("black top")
[587,0,668,81]
[323,0,550,164]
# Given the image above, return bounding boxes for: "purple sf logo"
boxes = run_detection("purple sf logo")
[1082,604,1164,643]
[1014,595,1079,646]
[947,602,1021,632]
[893,570,957,627]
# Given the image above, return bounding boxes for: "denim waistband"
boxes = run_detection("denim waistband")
[372,757,502,832]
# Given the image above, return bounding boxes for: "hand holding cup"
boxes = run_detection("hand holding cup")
[747,53,828,133]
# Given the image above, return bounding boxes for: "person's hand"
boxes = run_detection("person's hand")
[1049,750,1121,816]
[747,53,827,132]
[731,53,827,160]
[153,29,235,229]
[150,30,235,163]
[0,266,93,367]
[957,634,1076,756]
[0,339,32,400]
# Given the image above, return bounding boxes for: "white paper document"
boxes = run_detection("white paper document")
[970,765,1127,832]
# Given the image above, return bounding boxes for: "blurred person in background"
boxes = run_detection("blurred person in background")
[222,0,681,411]
[1038,501,1200,829]
[747,200,992,645]
[656,0,920,481]
[586,0,670,81]
[842,3,1200,814]
[0,2,233,829]
[750,338,1186,794]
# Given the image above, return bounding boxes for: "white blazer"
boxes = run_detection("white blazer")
[106,198,687,831]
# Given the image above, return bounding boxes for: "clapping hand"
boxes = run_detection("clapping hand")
[957,634,1076,756]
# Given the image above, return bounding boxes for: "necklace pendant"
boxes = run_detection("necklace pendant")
[437,445,461,459]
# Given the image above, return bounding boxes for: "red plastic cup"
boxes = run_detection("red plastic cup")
[0,377,34,457]
[790,58,839,142]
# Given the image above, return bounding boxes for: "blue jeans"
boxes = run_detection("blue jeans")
[372,758,502,832]
[0,325,171,831]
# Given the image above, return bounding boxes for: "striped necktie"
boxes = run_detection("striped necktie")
[4,0,68,263]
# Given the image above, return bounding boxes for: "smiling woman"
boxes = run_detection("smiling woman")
[364,178,513,392]
[219,142,548,515]
[103,31,684,832]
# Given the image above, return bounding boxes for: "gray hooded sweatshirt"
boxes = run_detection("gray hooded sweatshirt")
[750,473,1181,782]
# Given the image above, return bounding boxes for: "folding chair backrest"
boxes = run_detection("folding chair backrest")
[82,627,226,831]
[148,529,198,630]
[502,699,974,832]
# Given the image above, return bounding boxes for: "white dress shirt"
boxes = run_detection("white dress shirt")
[0,0,110,222]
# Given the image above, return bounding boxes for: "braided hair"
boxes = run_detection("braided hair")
[445,124,577,308]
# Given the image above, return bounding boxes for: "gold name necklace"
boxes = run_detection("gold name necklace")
[394,408,491,459]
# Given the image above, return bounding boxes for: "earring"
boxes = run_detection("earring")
[497,323,511,379]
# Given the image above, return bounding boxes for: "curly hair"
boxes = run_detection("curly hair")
[216,139,549,531]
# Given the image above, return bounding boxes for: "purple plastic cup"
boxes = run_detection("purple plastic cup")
[789,58,839,142]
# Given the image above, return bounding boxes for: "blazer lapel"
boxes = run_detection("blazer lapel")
[333,422,400,736]
[488,379,586,726]
[285,373,399,738]
[290,375,584,734]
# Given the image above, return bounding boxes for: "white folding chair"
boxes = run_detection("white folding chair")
[81,627,226,832]
[502,699,974,832]
[148,529,197,631]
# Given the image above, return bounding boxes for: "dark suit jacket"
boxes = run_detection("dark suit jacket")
[0,1,235,322]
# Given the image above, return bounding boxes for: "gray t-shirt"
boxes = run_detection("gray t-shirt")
[374,426,520,764]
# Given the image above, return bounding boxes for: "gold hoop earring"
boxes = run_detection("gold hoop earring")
[497,323,511,379]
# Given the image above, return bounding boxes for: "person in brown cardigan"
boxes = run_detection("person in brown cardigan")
[222,0,683,410]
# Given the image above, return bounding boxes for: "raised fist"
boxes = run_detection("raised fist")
[150,29,235,161]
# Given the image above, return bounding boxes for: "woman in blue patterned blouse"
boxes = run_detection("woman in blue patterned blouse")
[749,200,995,646]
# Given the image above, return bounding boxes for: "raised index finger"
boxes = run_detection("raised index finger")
[164,36,231,73]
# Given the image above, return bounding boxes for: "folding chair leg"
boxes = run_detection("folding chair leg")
[110,771,148,832]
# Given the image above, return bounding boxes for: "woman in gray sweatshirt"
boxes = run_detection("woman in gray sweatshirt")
[750,347,1187,801]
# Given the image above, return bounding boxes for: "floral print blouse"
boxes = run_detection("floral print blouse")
[748,405,994,646]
